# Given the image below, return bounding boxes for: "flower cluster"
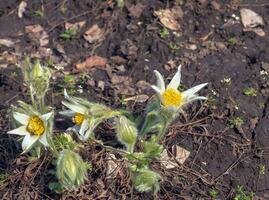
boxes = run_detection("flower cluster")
[7,59,207,194]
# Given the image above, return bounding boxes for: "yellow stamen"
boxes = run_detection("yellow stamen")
[26,116,45,136]
[161,88,183,107]
[73,113,84,125]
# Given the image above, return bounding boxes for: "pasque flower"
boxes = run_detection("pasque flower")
[61,90,123,140]
[151,65,208,110]
[60,90,91,140]
[8,111,53,153]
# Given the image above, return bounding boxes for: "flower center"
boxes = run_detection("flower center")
[161,88,183,107]
[73,113,84,125]
[26,116,45,136]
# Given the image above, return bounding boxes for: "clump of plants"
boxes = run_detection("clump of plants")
[8,59,208,193]
[243,87,257,97]
[234,186,255,200]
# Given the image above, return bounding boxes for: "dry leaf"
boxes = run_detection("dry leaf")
[111,75,136,95]
[84,24,105,43]
[127,3,145,18]
[124,94,149,103]
[240,8,265,36]
[240,9,264,28]
[110,56,127,65]
[164,60,177,71]
[185,43,197,50]
[65,21,86,31]
[173,145,190,165]
[0,51,18,68]
[25,24,49,46]
[97,80,105,91]
[154,7,183,30]
[30,47,52,58]
[136,80,150,91]
[106,153,118,179]
[18,1,27,18]
[160,145,190,169]
[76,56,107,71]
[120,39,138,57]
[262,62,269,73]
[115,65,126,72]
[160,150,177,169]
[248,27,265,37]
[111,75,129,84]
[115,85,136,95]
[0,39,16,47]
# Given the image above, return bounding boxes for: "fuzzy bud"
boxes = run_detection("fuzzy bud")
[116,116,137,152]
[56,149,87,191]
[31,60,50,98]
[133,168,161,193]
[32,59,44,78]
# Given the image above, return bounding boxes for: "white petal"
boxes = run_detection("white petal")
[82,129,93,141]
[80,118,98,140]
[8,126,28,135]
[193,96,207,100]
[64,89,79,104]
[183,95,207,105]
[182,83,208,98]
[59,110,76,117]
[22,134,39,153]
[167,65,181,89]
[154,70,165,93]
[64,88,69,99]
[151,85,161,94]
[79,119,89,136]
[41,112,53,121]
[62,101,87,114]
[13,112,29,125]
[39,132,49,146]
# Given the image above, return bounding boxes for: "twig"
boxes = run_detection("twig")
[213,153,244,182]
[48,10,93,33]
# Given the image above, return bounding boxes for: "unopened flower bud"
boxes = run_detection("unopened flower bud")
[32,59,44,78]
[116,116,137,152]
[31,60,50,98]
[133,168,161,193]
[56,149,87,191]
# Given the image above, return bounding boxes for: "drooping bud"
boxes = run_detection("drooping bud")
[115,116,137,152]
[133,168,161,193]
[56,149,87,191]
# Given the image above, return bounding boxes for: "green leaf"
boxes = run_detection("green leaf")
[54,133,82,152]
[143,135,163,159]
[139,110,162,137]
[145,98,161,113]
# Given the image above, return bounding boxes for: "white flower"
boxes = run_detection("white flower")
[8,111,53,153]
[151,65,208,110]
[60,89,91,140]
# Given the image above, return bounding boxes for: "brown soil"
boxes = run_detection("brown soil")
[1,0,269,199]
